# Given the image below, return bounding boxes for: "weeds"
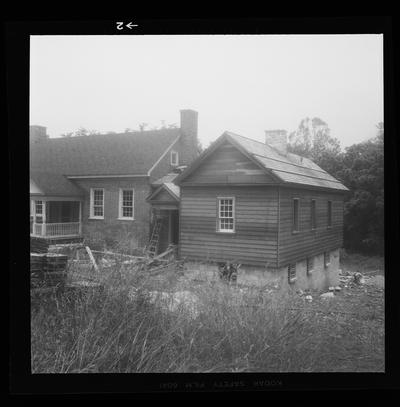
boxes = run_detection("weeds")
[31,261,384,372]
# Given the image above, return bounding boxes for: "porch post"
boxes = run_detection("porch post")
[79,201,82,235]
[42,200,47,236]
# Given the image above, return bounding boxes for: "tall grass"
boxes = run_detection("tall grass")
[31,264,384,373]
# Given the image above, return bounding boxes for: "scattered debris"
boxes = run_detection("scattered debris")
[353,272,365,285]
[85,246,99,272]
[217,262,240,283]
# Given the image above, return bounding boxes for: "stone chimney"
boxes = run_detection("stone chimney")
[180,109,198,163]
[30,125,48,144]
[265,129,288,156]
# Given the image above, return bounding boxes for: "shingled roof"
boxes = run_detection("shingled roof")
[30,129,181,176]
[30,129,181,195]
[176,131,349,192]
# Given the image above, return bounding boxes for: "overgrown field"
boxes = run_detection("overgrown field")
[31,252,384,373]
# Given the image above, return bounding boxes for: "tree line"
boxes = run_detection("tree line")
[288,118,384,255]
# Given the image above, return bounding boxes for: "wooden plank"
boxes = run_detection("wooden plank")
[85,246,99,272]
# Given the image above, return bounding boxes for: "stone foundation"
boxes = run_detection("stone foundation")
[184,249,340,292]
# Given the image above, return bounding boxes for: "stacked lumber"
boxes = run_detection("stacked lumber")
[30,253,68,288]
[30,237,49,253]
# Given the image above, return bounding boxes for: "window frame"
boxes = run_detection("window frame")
[89,188,105,219]
[216,196,235,233]
[170,150,179,166]
[34,200,44,223]
[311,199,317,230]
[118,188,135,220]
[292,198,300,233]
[327,200,332,228]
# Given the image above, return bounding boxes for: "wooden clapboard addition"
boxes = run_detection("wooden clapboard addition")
[174,131,349,268]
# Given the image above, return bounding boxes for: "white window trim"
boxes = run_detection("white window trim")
[170,150,179,166]
[118,188,135,220]
[89,188,104,219]
[217,196,235,233]
[34,200,44,223]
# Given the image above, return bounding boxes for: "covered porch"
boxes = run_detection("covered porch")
[30,198,82,238]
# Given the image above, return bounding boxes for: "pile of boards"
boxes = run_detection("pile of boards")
[30,253,69,289]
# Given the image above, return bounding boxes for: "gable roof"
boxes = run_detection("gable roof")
[147,182,180,202]
[176,131,349,192]
[30,129,181,196]
[30,129,181,177]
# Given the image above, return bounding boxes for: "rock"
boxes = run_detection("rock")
[334,286,341,291]
[305,295,313,302]
[328,286,335,291]
[296,289,304,296]
[320,292,334,299]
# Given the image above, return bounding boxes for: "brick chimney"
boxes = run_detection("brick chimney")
[180,109,198,164]
[265,129,288,156]
[30,125,48,144]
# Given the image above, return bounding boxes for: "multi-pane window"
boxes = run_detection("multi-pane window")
[288,264,296,284]
[170,150,179,166]
[311,199,316,230]
[293,198,299,232]
[327,201,332,228]
[119,189,134,220]
[90,188,104,218]
[35,200,43,215]
[217,197,235,233]
[34,200,43,223]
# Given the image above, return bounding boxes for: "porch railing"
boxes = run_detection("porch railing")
[31,222,81,237]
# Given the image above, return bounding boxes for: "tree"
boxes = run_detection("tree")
[61,127,99,137]
[338,123,384,254]
[287,117,343,176]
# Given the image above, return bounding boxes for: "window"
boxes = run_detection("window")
[217,197,235,233]
[90,188,104,219]
[292,198,299,232]
[306,257,314,275]
[324,251,330,269]
[34,200,43,223]
[119,189,134,220]
[311,199,316,230]
[327,201,332,228]
[288,264,296,284]
[170,150,179,166]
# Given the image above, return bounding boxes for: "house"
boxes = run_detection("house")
[30,109,199,249]
[172,130,349,289]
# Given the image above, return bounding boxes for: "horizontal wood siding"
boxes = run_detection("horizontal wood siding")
[278,186,344,266]
[184,142,276,185]
[180,186,279,266]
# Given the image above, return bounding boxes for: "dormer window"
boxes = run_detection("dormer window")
[170,150,179,166]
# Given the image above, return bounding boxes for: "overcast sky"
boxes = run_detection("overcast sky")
[30,34,383,149]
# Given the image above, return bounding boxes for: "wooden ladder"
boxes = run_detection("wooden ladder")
[147,217,163,257]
